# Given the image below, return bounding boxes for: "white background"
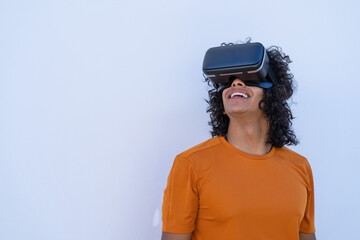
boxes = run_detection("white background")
[1,0,359,239]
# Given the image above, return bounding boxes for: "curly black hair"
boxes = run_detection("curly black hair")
[203,38,299,148]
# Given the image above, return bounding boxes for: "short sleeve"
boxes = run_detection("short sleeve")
[162,155,199,234]
[299,161,316,233]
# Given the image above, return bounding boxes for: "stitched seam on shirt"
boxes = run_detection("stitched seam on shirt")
[180,138,223,159]
[177,155,200,180]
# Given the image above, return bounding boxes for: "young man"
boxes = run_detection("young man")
[161,41,316,240]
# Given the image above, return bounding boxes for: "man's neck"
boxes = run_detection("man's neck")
[226,115,272,155]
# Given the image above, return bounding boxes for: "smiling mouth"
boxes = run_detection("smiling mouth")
[229,92,250,99]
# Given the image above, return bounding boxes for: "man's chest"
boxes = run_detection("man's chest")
[197,160,308,223]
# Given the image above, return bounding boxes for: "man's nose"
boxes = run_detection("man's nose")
[231,78,246,87]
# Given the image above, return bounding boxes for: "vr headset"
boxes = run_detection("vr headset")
[202,42,278,89]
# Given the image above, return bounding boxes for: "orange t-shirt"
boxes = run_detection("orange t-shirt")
[162,136,316,240]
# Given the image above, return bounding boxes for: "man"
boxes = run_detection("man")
[161,41,316,240]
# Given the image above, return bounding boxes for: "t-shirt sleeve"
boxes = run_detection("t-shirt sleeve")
[299,160,316,233]
[162,155,199,234]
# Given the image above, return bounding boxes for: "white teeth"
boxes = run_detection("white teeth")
[231,92,249,98]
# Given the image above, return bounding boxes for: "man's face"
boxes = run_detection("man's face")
[221,78,265,118]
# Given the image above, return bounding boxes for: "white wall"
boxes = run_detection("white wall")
[1,0,359,239]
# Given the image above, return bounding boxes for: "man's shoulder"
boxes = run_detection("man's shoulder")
[176,136,222,159]
[279,146,306,158]
[278,146,311,167]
